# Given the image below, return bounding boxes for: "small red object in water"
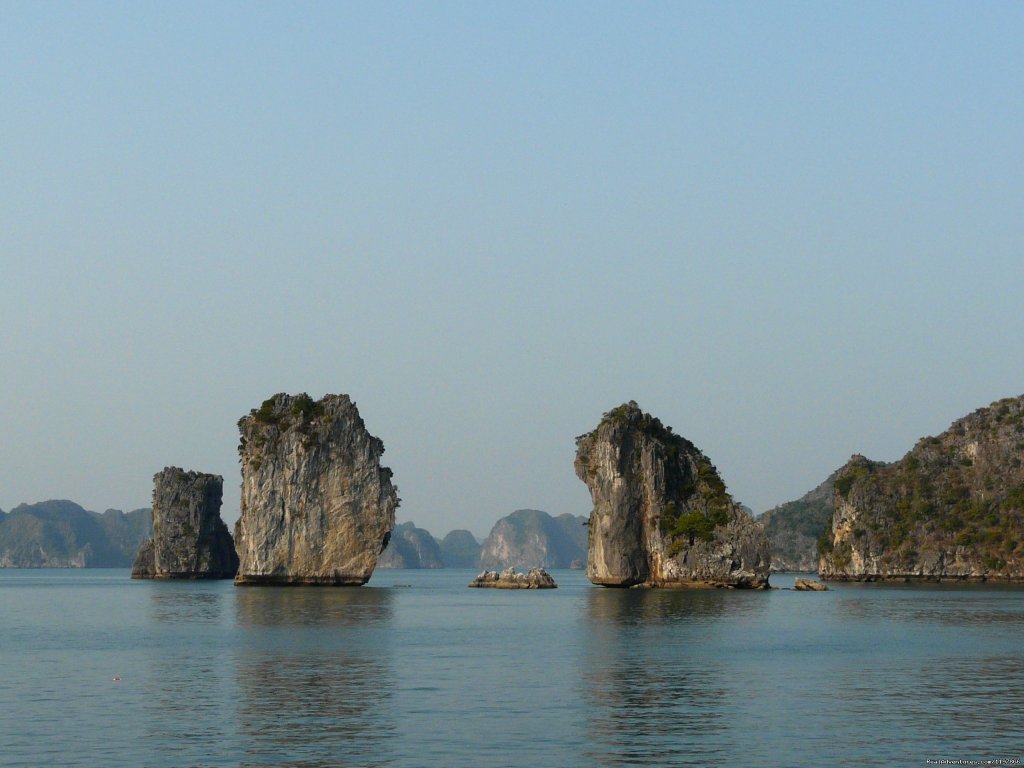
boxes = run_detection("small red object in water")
[112,677,121,682]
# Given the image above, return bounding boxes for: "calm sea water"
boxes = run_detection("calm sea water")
[1,569,1022,768]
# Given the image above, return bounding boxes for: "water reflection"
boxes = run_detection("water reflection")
[830,585,1024,629]
[234,585,393,627]
[147,583,227,625]
[582,588,749,766]
[585,585,761,625]
[143,584,235,765]
[234,587,395,768]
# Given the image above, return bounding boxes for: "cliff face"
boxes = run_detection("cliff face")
[234,393,398,585]
[131,467,237,579]
[439,529,481,568]
[0,501,151,567]
[575,402,769,588]
[759,472,837,571]
[819,396,1024,581]
[478,509,588,570]
[378,522,443,569]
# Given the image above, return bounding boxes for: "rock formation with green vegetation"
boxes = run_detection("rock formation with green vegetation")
[439,529,481,568]
[819,395,1024,581]
[131,467,238,579]
[234,392,398,585]
[378,521,444,569]
[575,402,769,588]
[478,509,588,570]
[758,472,837,571]
[0,500,151,567]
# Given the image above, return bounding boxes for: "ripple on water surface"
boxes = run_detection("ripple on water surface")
[1,570,1022,767]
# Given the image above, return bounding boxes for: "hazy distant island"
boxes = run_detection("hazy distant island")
[758,472,837,572]
[438,529,482,568]
[377,509,587,570]
[479,509,588,570]
[378,521,444,569]
[0,500,588,573]
[0,500,151,568]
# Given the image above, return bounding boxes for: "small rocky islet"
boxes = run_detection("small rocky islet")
[468,567,558,589]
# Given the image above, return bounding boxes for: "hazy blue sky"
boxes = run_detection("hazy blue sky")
[2,2,1022,537]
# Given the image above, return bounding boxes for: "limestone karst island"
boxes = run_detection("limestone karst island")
[131,467,237,579]
[575,401,771,589]
[128,392,399,586]
[817,395,1024,582]
[6,392,1023,588]
[233,393,399,585]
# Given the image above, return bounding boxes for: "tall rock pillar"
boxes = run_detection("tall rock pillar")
[234,392,398,585]
[131,467,238,579]
[575,402,769,588]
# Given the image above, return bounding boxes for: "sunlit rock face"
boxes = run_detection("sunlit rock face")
[131,467,237,579]
[234,393,398,586]
[820,395,1024,582]
[575,402,769,589]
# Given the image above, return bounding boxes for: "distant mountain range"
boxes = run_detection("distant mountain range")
[378,509,588,570]
[1,499,589,571]
[0,501,152,567]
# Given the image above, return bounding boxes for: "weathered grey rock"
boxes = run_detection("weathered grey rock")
[819,395,1024,582]
[794,577,828,591]
[131,468,238,579]
[234,393,398,585]
[468,567,557,589]
[575,402,770,589]
[131,539,156,577]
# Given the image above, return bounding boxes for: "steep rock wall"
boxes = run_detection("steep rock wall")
[234,393,398,585]
[819,395,1024,581]
[575,402,769,588]
[131,467,237,579]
